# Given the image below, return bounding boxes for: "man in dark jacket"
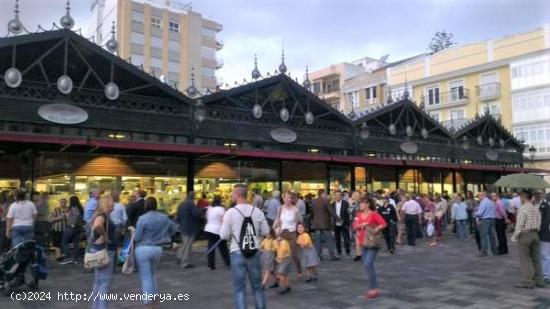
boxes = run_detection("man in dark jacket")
[331,190,351,258]
[537,191,550,283]
[126,189,146,228]
[177,191,202,269]
[311,189,338,261]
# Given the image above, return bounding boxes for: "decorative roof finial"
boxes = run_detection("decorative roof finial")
[279,43,287,74]
[251,54,261,80]
[60,0,75,29]
[7,0,23,34]
[186,67,198,97]
[402,66,410,100]
[302,66,311,89]
[386,86,394,104]
[106,21,118,53]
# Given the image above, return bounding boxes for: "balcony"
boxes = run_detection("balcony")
[216,57,224,69]
[422,88,471,111]
[215,38,224,50]
[476,82,500,101]
[440,118,471,130]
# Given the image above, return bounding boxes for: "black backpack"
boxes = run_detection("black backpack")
[233,207,259,258]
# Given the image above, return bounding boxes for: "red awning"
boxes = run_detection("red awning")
[1,132,548,174]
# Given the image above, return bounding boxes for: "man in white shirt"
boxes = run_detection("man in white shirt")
[220,184,269,309]
[331,191,351,258]
[6,190,37,248]
[402,194,423,246]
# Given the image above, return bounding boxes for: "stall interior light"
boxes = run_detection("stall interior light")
[366,152,376,157]
[308,148,320,153]
[464,160,472,164]
[108,133,125,139]
[224,142,238,148]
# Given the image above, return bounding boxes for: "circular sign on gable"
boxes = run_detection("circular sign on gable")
[400,141,418,154]
[485,150,498,161]
[38,103,88,124]
[270,127,297,143]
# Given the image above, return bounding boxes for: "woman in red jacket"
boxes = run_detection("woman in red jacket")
[353,198,387,299]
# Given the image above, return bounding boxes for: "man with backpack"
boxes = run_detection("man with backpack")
[220,184,269,309]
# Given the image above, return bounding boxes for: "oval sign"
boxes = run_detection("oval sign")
[485,150,498,161]
[270,127,297,143]
[38,103,88,124]
[400,141,418,154]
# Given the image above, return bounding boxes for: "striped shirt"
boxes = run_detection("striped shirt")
[49,207,67,232]
[513,202,541,239]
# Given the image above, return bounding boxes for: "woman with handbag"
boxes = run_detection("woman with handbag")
[273,192,303,277]
[352,198,387,299]
[132,196,177,309]
[88,194,117,309]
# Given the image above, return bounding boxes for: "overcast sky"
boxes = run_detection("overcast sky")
[1,0,549,84]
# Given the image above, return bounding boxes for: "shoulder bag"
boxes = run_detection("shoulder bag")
[84,217,110,269]
[362,214,385,249]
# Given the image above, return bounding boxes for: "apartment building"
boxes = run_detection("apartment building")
[309,57,386,112]
[387,26,550,168]
[88,0,223,92]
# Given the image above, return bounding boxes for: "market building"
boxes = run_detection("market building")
[0,10,545,214]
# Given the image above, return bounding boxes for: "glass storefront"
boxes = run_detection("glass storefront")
[354,167,368,193]
[398,169,418,193]
[329,165,352,192]
[194,159,279,206]
[371,166,396,193]
[442,171,454,194]
[34,153,187,215]
[418,169,442,194]
[282,161,326,197]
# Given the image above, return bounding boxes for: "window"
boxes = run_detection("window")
[132,10,144,22]
[449,80,464,101]
[313,82,321,94]
[323,79,339,93]
[347,91,359,107]
[514,123,550,155]
[365,86,377,102]
[511,54,550,90]
[480,102,501,117]
[428,111,440,121]
[449,109,465,120]
[130,32,144,44]
[512,87,550,124]
[426,86,440,105]
[169,21,179,33]
[151,16,162,29]
[202,28,216,38]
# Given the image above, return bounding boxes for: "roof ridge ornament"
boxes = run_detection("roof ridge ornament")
[8,0,23,35]
[251,54,261,80]
[186,67,199,97]
[302,65,311,89]
[279,44,287,74]
[60,0,75,30]
[106,21,118,53]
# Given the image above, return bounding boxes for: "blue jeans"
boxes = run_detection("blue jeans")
[362,248,378,290]
[90,250,116,309]
[230,251,266,309]
[455,220,467,240]
[11,225,34,248]
[314,229,336,258]
[479,219,497,256]
[135,245,163,304]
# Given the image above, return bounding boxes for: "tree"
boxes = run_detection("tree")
[428,30,456,54]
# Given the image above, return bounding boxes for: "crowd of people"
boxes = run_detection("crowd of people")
[0,184,549,308]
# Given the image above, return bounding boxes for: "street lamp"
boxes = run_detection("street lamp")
[529,145,537,161]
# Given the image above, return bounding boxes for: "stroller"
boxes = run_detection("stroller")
[0,240,47,296]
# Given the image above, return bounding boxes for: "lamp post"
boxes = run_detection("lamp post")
[528,145,537,167]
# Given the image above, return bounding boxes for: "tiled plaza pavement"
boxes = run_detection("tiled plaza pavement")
[1,234,549,309]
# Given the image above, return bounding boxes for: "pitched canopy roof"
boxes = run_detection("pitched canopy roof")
[0,29,194,106]
[451,114,524,151]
